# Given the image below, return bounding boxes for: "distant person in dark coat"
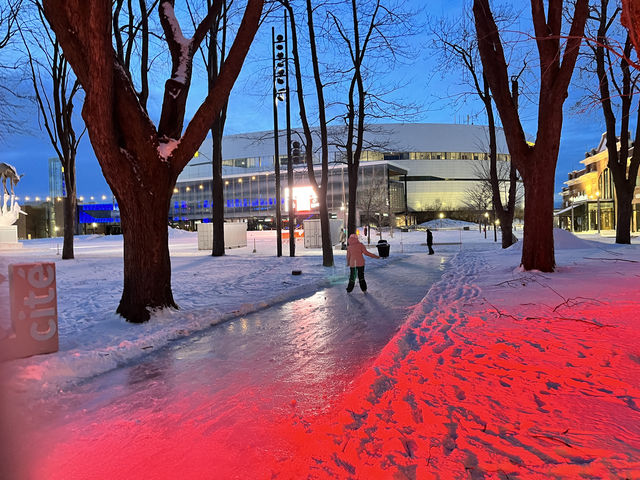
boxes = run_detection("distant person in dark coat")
[426,228,434,255]
[346,233,379,292]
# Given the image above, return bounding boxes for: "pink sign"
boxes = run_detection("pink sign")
[0,263,58,360]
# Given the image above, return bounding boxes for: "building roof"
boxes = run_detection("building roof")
[198,123,510,159]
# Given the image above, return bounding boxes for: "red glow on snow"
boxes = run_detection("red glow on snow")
[21,299,638,479]
[5,258,638,479]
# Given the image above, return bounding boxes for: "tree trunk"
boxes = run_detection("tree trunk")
[211,119,225,256]
[347,163,358,235]
[116,189,177,323]
[319,194,333,267]
[500,216,514,249]
[496,161,518,249]
[473,0,587,271]
[61,164,76,259]
[521,165,555,271]
[62,189,76,260]
[41,0,263,323]
[616,187,633,244]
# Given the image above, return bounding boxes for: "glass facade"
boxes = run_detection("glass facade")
[170,162,407,228]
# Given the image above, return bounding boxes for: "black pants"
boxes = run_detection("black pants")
[347,266,366,292]
[428,244,434,255]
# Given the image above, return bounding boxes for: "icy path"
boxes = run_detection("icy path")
[9,252,448,480]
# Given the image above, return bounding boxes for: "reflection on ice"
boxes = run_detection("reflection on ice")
[10,252,448,479]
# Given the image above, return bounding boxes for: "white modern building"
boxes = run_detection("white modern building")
[172,123,520,228]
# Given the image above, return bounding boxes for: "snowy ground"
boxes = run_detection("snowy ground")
[1,223,639,478]
[0,226,470,395]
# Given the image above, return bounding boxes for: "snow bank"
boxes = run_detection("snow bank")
[417,218,478,229]
[508,227,596,252]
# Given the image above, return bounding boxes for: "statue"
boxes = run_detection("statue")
[0,162,24,227]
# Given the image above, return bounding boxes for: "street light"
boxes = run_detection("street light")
[439,212,444,229]
[484,211,489,239]
[596,190,601,234]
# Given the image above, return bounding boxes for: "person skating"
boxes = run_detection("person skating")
[426,228,434,255]
[339,228,347,250]
[346,233,379,292]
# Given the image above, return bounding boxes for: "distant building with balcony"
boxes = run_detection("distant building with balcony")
[556,133,640,232]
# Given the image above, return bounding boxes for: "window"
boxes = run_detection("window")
[383,152,409,161]
[363,151,384,161]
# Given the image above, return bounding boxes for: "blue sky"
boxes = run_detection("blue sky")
[2,1,615,206]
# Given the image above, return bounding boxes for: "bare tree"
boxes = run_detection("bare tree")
[19,0,85,259]
[41,0,264,322]
[353,178,389,243]
[589,0,640,244]
[279,0,334,267]
[112,0,161,113]
[0,0,25,141]
[463,179,492,214]
[187,0,236,257]
[473,0,589,271]
[328,0,416,238]
[0,1,21,54]
[432,7,520,248]
[464,157,523,221]
[206,0,230,257]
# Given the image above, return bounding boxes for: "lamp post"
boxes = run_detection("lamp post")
[282,12,295,257]
[596,190,601,234]
[439,212,444,229]
[273,14,295,257]
[484,211,489,239]
[272,28,286,257]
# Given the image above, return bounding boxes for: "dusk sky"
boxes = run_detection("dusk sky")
[1,1,622,206]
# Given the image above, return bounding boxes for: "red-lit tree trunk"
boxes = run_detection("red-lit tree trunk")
[473,0,588,272]
[42,0,263,322]
[521,162,556,271]
[622,0,640,57]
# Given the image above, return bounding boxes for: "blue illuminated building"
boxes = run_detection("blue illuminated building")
[171,123,518,229]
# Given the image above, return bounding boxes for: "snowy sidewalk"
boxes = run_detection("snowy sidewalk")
[277,231,640,479]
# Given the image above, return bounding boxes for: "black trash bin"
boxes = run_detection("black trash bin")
[376,239,390,258]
